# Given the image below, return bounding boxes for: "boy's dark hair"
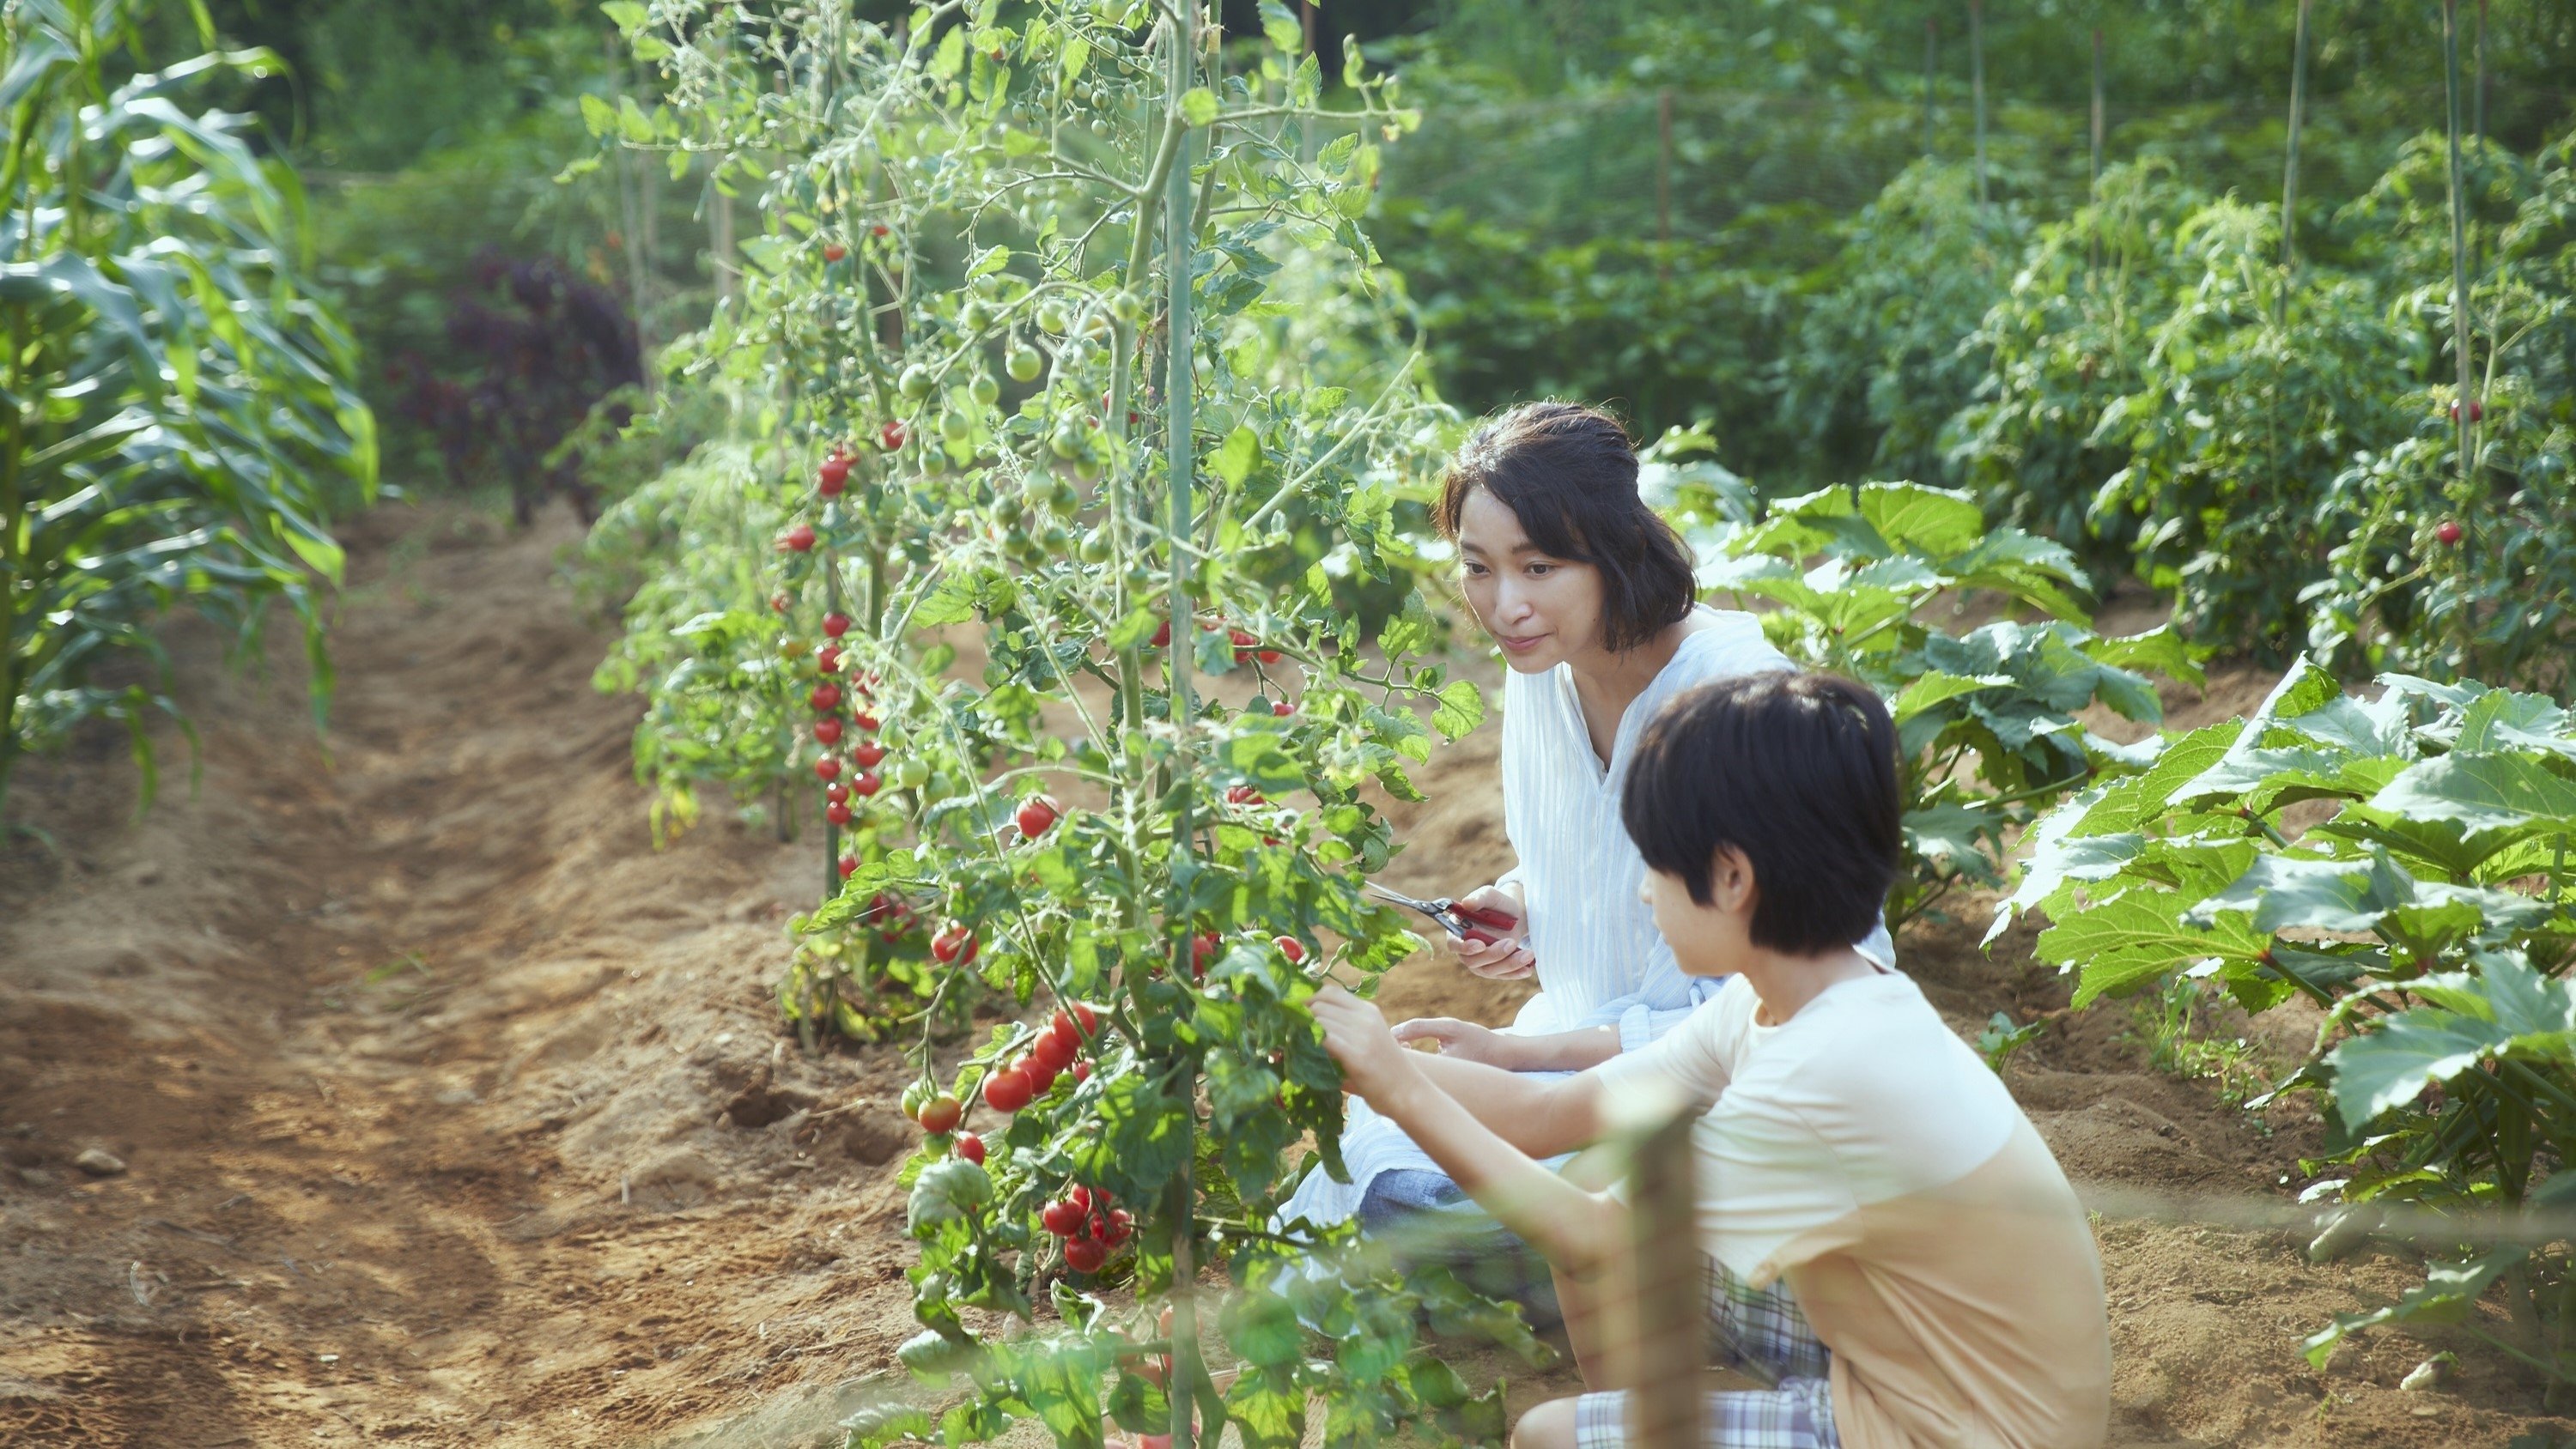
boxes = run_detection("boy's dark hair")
[1434,401,1697,653]
[1620,671,1900,955]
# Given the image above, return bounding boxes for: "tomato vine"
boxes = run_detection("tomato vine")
[595,3,1528,1446]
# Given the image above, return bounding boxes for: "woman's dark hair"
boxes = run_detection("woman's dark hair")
[1436,401,1696,653]
[1619,671,1900,956]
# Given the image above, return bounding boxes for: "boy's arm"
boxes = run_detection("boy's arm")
[1311,987,1625,1276]
[1391,1019,1619,1074]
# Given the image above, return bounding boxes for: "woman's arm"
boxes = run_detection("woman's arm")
[1311,987,1625,1276]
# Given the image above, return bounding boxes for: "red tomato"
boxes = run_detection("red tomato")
[854,770,883,797]
[1072,1060,1091,1083]
[824,782,850,804]
[814,757,841,781]
[817,452,850,493]
[878,420,908,451]
[810,682,841,712]
[1273,700,1292,717]
[823,243,848,264]
[1042,1199,1084,1236]
[783,524,816,552]
[825,802,854,826]
[816,646,842,674]
[2437,519,2464,545]
[954,1131,985,1165]
[815,718,844,746]
[1065,1237,1107,1273]
[918,1094,963,1134]
[838,854,859,879]
[981,1066,1033,1113]
[1257,648,1280,664]
[1016,793,1061,838]
[932,924,976,964]
[1030,1026,1075,1076]
[1149,619,1172,648]
[823,611,852,638]
[852,741,886,769]
[1224,785,1263,805]
[1273,936,1306,965]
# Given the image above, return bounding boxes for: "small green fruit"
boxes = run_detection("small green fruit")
[1005,344,1043,382]
[898,364,934,401]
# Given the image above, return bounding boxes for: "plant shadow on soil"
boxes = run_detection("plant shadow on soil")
[1,502,2570,1448]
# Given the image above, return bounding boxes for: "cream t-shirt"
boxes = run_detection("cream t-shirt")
[1593,971,2110,1449]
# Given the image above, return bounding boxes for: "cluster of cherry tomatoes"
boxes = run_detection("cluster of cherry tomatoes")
[1039,1181,1133,1273]
[981,1002,1098,1113]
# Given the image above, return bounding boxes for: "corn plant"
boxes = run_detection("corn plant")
[2002,660,2576,1391]
[1,0,377,826]
[597,3,1528,1446]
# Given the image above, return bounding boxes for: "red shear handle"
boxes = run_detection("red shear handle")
[1451,901,1519,947]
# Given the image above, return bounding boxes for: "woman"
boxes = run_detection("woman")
[1279,402,1893,1288]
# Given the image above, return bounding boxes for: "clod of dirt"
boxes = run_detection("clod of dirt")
[72,1148,126,1177]
[835,1101,911,1165]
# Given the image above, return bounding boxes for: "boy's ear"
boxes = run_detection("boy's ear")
[1707,845,1758,916]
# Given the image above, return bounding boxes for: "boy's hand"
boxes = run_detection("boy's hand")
[1309,985,1419,1104]
[1449,884,1534,980]
[1391,1016,1520,1069]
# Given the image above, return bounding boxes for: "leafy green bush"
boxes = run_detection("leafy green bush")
[1773,161,2024,491]
[2,0,375,823]
[1664,475,2199,928]
[2002,660,2576,1385]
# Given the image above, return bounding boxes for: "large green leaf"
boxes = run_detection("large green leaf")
[2370,753,2576,837]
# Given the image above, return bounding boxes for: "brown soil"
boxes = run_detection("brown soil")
[2,504,2568,1448]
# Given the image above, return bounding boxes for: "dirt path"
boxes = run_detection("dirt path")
[3,504,2570,1448]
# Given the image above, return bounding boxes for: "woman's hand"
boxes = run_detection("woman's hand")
[1449,884,1534,980]
[1309,985,1421,1106]
[1390,1016,1522,1070]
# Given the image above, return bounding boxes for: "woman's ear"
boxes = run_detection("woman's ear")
[1706,845,1759,919]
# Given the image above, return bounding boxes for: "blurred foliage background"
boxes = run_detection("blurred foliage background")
[107,0,2576,684]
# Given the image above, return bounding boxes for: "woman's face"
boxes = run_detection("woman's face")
[1455,486,1605,674]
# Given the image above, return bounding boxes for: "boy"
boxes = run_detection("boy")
[1309,672,2110,1449]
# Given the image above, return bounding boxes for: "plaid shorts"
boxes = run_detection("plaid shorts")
[1571,1257,1838,1449]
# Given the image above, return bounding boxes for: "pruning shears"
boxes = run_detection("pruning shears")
[1364,882,1518,947]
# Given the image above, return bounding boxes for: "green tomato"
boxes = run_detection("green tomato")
[939,409,975,444]
[1108,290,1146,324]
[1035,301,1069,335]
[1078,527,1113,565]
[995,493,1028,528]
[897,364,934,401]
[1045,477,1080,519]
[1005,343,1043,383]
[1049,423,1087,459]
[960,299,994,332]
[969,373,1001,408]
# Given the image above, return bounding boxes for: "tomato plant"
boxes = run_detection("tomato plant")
[1660,468,2200,928]
[2001,660,2576,1387]
[597,3,1528,1446]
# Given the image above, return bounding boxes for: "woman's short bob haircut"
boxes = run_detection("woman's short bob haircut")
[1435,401,1697,654]
[1620,670,1901,956]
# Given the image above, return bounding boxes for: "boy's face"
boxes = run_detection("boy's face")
[1640,854,1754,978]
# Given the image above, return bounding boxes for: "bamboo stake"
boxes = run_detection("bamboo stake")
[1969,0,1990,214]
[2281,0,2312,296]
[2089,25,2104,195]
[1163,15,1205,1449]
[2475,0,2488,142]
[1621,1101,1704,1449]
[1656,88,1673,283]
[2441,0,2476,493]
[1923,17,1938,161]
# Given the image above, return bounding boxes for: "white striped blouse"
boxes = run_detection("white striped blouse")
[1498,607,1897,1050]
